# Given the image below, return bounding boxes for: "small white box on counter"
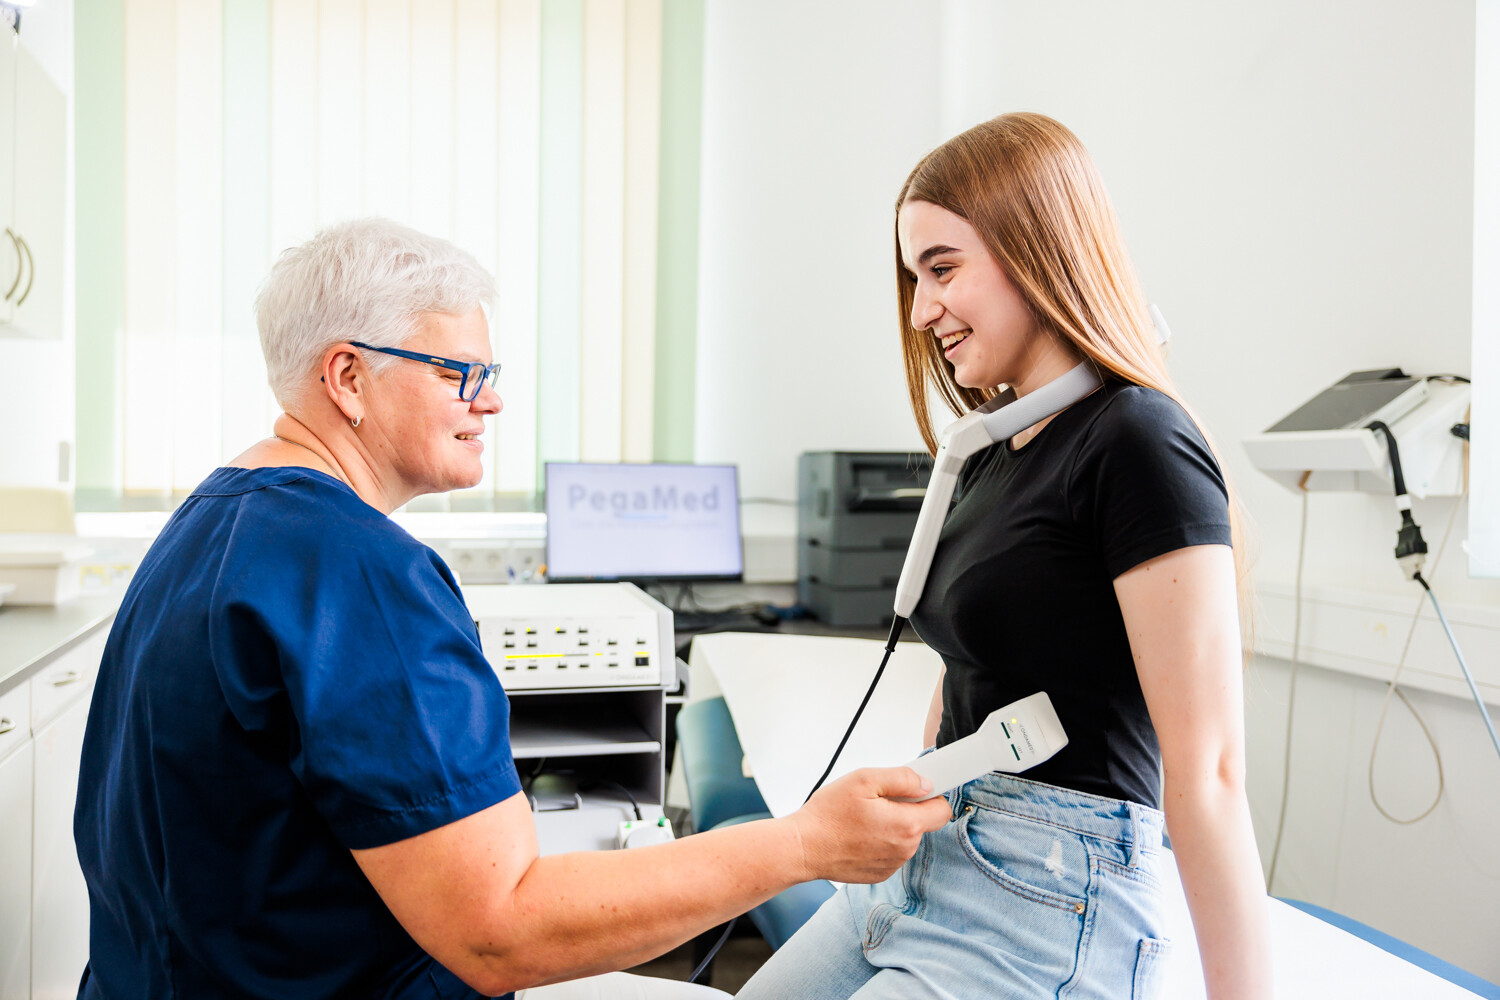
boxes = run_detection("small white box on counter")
[0,538,93,605]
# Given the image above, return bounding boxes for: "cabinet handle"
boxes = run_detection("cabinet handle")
[0,717,13,736]
[49,670,80,687]
[15,234,33,307]
[3,228,19,302]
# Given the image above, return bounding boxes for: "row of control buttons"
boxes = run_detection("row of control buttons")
[497,626,647,644]
[501,658,653,672]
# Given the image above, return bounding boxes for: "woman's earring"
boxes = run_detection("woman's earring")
[351,416,362,429]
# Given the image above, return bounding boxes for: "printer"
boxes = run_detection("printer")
[797,451,932,626]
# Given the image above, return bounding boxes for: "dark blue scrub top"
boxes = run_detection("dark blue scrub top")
[74,467,522,999]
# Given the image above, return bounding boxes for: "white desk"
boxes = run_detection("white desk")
[689,632,1488,1000]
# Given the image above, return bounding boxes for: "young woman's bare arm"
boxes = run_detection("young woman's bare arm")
[1115,544,1273,1000]
[923,664,946,748]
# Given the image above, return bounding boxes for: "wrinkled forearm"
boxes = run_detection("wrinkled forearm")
[463,815,806,994]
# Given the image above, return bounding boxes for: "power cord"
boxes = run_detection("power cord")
[1365,420,1427,580]
[1413,571,1500,760]
[1265,489,1309,891]
[1363,419,1500,805]
[688,615,909,984]
[1366,500,1460,826]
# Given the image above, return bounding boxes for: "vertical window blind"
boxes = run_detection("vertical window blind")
[98,0,670,504]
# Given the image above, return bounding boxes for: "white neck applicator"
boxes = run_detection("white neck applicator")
[894,361,1104,617]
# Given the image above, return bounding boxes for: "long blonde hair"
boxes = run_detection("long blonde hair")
[895,112,1253,646]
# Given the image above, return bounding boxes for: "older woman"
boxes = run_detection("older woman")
[74,219,952,1000]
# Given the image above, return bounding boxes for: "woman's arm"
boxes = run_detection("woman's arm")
[1114,544,1273,1000]
[923,664,946,748]
[352,765,951,996]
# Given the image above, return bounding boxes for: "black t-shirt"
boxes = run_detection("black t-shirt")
[909,382,1232,810]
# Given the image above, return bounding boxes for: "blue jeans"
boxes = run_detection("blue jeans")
[737,773,1172,1000]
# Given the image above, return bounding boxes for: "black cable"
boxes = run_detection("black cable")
[689,614,909,983]
[1366,421,1427,579]
[806,615,908,801]
[687,918,736,985]
[577,777,642,821]
[1365,420,1408,496]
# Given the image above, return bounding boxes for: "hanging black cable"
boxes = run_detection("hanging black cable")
[807,615,908,799]
[1365,420,1427,579]
[688,614,909,983]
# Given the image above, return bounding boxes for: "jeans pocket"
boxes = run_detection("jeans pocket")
[956,807,1086,913]
[1131,937,1172,999]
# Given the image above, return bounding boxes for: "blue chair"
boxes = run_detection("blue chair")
[675,697,836,951]
[1277,898,1500,999]
[675,697,768,833]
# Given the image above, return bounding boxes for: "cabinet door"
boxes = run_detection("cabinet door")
[0,28,17,328]
[10,41,63,340]
[0,739,34,1000]
[32,691,91,1000]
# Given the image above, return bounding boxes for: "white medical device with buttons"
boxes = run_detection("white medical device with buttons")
[466,582,675,691]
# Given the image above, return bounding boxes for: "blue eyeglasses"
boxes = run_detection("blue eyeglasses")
[348,341,500,402]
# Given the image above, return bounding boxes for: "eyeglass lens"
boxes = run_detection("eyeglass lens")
[462,364,497,401]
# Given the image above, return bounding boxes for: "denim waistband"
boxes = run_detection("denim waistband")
[947,772,1164,867]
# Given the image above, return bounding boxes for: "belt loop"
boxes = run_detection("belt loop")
[1126,802,1143,868]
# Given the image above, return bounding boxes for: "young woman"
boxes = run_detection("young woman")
[738,114,1272,999]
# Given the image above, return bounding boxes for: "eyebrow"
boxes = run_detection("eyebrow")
[916,244,963,266]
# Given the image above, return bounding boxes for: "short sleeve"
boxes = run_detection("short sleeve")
[210,494,522,850]
[1069,386,1232,580]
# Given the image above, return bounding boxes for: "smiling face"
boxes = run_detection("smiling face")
[897,199,1064,393]
[361,306,501,499]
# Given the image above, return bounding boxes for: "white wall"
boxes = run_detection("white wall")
[693,0,941,500]
[0,1,75,489]
[1247,653,1500,981]
[695,0,1500,983]
[1471,0,1500,577]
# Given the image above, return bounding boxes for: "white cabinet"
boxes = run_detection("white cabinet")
[0,25,65,339]
[0,739,34,1000]
[30,693,90,1000]
[510,687,668,855]
[0,607,107,1000]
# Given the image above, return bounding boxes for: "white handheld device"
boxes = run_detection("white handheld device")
[902,692,1068,800]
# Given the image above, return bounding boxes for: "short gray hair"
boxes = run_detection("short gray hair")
[255,218,497,408]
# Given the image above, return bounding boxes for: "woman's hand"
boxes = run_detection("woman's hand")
[788,766,953,884]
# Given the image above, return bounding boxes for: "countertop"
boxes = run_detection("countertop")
[0,589,122,695]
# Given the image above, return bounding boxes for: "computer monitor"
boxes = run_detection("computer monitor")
[544,462,744,584]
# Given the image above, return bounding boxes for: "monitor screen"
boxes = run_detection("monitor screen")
[544,462,744,583]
